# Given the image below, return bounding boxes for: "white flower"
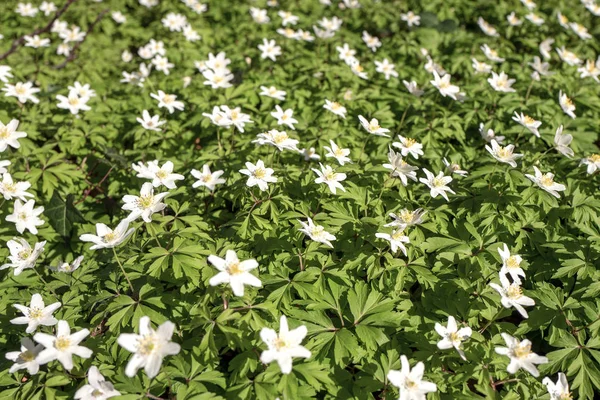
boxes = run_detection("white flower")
[0,160,10,174]
[24,35,50,48]
[150,91,184,113]
[260,315,311,374]
[122,182,169,222]
[376,228,409,256]
[208,250,261,296]
[477,17,499,37]
[312,163,346,194]
[472,58,492,74]
[152,55,174,75]
[443,158,468,176]
[56,93,91,115]
[133,160,184,189]
[336,43,357,64]
[387,356,437,399]
[528,56,553,77]
[258,39,282,61]
[554,125,573,158]
[571,22,592,40]
[558,91,576,119]
[11,293,61,334]
[375,58,398,80]
[543,373,572,400]
[362,31,381,52]
[60,26,86,43]
[51,255,84,273]
[3,82,40,104]
[525,166,566,198]
[556,47,582,66]
[161,12,188,31]
[512,112,541,138]
[271,105,298,130]
[489,274,535,318]
[301,147,320,161]
[498,244,526,284]
[419,169,455,201]
[507,12,522,26]
[239,160,277,192]
[401,11,421,27]
[117,316,180,378]
[521,0,536,10]
[488,71,516,93]
[383,149,418,186]
[16,2,38,17]
[298,218,336,248]
[392,135,424,159]
[5,337,44,375]
[358,115,390,137]
[430,71,460,100]
[0,238,46,276]
[57,43,70,56]
[485,140,522,167]
[580,154,600,174]
[535,39,552,61]
[435,316,472,360]
[278,10,299,26]
[112,11,126,24]
[253,130,299,152]
[79,220,135,250]
[479,123,504,143]
[525,13,544,26]
[0,65,13,83]
[578,59,600,82]
[34,320,92,371]
[276,26,297,39]
[74,366,121,400]
[191,165,225,191]
[481,44,505,63]
[403,80,424,97]
[221,106,253,133]
[6,199,44,234]
[0,173,33,201]
[424,57,446,76]
[323,100,347,118]
[495,333,548,376]
[324,140,351,165]
[137,110,166,131]
[182,76,192,88]
[350,60,368,80]
[318,16,342,31]
[250,7,270,24]
[259,86,286,101]
[385,209,426,228]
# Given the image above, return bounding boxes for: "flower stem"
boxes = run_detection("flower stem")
[33,268,60,301]
[147,222,163,248]
[112,247,135,295]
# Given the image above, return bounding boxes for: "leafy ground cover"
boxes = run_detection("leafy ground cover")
[1,0,600,399]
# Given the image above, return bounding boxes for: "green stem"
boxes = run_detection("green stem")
[33,268,60,301]
[147,222,163,248]
[112,247,135,295]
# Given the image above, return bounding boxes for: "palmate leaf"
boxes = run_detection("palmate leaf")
[44,192,85,237]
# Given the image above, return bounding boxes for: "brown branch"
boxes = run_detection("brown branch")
[0,0,78,61]
[54,8,109,69]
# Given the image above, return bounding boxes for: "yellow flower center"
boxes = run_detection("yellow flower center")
[18,249,32,259]
[334,148,345,157]
[539,174,554,187]
[163,95,175,104]
[405,378,418,389]
[369,122,380,131]
[560,393,573,400]
[3,182,16,192]
[68,97,79,106]
[0,126,9,139]
[274,337,288,350]
[29,307,44,320]
[512,343,531,359]
[523,116,535,124]
[18,212,28,220]
[563,97,573,107]
[331,102,341,110]
[273,132,288,144]
[506,256,520,269]
[156,170,168,180]
[137,335,157,355]
[497,147,511,159]
[449,332,461,342]
[404,138,416,147]
[103,232,116,243]
[400,210,414,223]
[138,195,154,209]
[253,168,266,179]
[55,336,71,351]
[589,154,600,163]
[226,262,243,275]
[432,177,446,187]
[354,64,364,72]
[20,350,35,362]
[506,284,522,299]
[391,230,406,241]
[15,85,26,95]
